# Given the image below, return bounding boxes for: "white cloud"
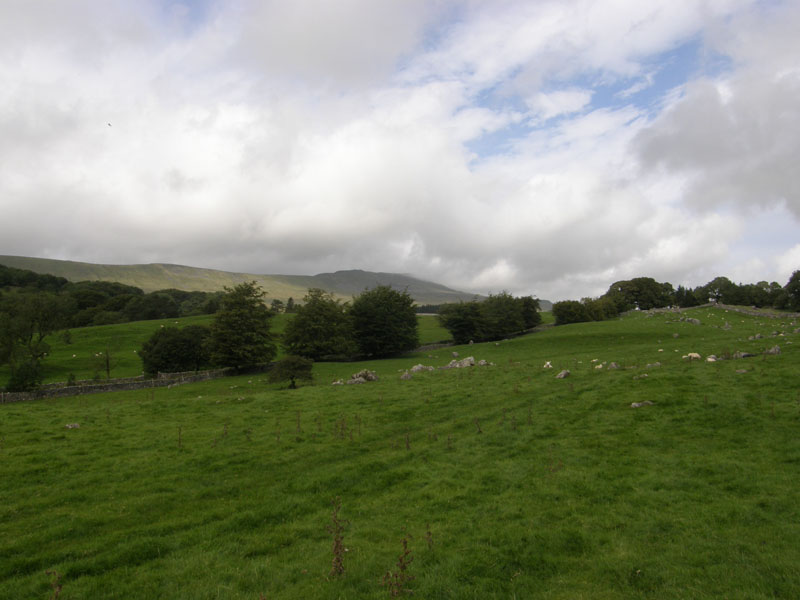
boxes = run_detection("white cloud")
[0,0,797,302]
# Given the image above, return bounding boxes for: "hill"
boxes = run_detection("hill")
[0,255,484,305]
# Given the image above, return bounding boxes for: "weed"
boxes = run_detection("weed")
[405,432,411,451]
[383,534,415,597]
[474,418,482,434]
[178,426,182,448]
[327,497,348,578]
[425,524,434,551]
[45,570,62,600]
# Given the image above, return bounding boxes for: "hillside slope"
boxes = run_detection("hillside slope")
[0,255,482,305]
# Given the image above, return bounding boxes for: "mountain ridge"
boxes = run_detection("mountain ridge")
[0,255,485,305]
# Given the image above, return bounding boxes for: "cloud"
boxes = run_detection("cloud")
[0,0,797,303]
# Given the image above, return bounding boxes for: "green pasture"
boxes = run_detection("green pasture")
[0,314,452,385]
[1,307,799,598]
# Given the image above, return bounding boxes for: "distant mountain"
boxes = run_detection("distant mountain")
[0,255,484,306]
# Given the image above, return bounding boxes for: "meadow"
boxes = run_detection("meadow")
[1,307,799,598]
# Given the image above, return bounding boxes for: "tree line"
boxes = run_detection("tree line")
[553,272,800,325]
[0,263,222,326]
[137,283,420,383]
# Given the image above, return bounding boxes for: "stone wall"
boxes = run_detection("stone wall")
[0,368,233,404]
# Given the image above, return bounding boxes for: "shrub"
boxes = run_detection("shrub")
[268,356,314,389]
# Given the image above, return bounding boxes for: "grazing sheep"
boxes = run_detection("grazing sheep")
[682,352,702,360]
[543,361,553,369]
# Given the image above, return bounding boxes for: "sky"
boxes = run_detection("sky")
[1,0,799,301]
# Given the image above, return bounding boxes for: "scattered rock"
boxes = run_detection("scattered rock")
[477,359,493,366]
[706,355,717,362]
[633,374,649,380]
[347,377,367,385]
[409,364,434,373]
[733,351,756,359]
[555,369,570,379]
[645,361,661,368]
[65,423,80,429]
[608,362,620,369]
[452,351,459,358]
[331,379,344,385]
[673,333,679,338]
[764,345,781,355]
[630,400,654,408]
[735,369,748,374]
[722,322,732,330]
[400,371,413,380]
[441,356,476,369]
[351,369,378,382]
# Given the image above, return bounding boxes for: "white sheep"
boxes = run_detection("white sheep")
[543,361,553,369]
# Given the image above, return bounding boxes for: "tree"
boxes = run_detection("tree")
[439,293,541,344]
[519,296,543,329]
[438,301,484,345]
[552,300,590,325]
[268,355,314,389]
[785,270,800,311]
[0,291,74,391]
[480,292,525,339]
[208,282,276,371]
[604,277,672,311]
[282,289,356,360]
[285,297,296,313]
[349,286,419,357]
[139,325,212,375]
[270,299,285,314]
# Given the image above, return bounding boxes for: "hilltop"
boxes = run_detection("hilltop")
[0,255,495,306]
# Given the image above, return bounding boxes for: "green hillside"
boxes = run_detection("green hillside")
[0,255,484,305]
[1,307,799,598]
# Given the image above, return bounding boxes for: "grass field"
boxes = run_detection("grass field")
[1,307,799,598]
[0,314,453,386]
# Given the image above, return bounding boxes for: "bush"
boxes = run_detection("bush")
[268,355,314,389]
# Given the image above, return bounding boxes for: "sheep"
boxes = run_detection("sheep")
[682,352,702,361]
[543,361,553,369]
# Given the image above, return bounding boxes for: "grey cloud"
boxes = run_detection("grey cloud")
[634,72,800,217]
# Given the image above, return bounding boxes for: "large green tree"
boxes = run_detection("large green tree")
[208,282,276,371]
[349,286,418,357]
[438,301,485,345]
[0,291,74,391]
[282,289,355,360]
[785,270,800,311]
[139,325,212,375]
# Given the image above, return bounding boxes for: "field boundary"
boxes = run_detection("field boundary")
[0,368,233,404]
